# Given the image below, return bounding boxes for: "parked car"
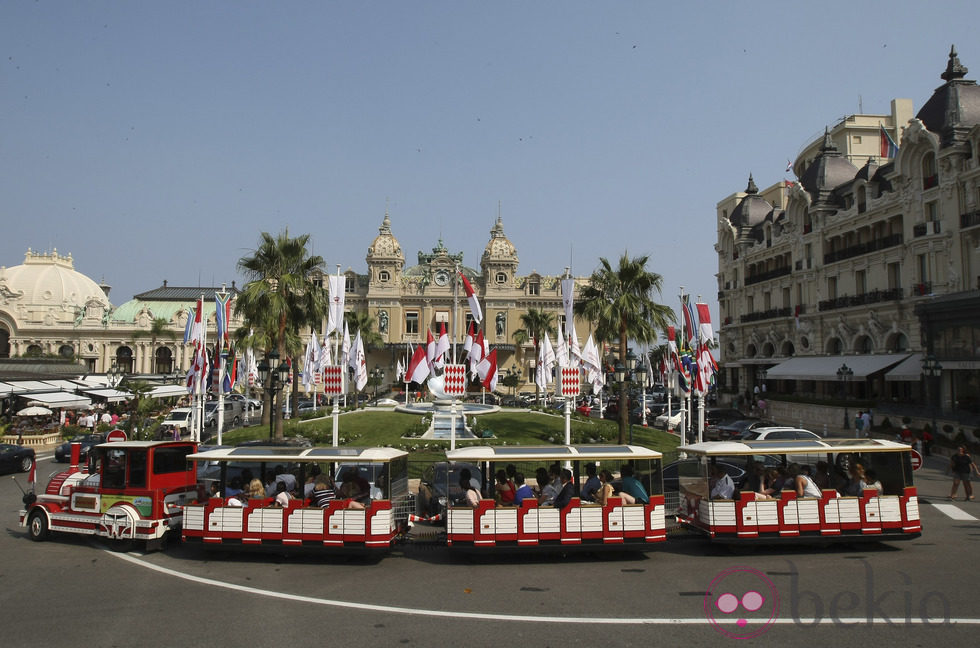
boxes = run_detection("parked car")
[161,407,193,434]
[734,427,821,442]
[653,409,684,430]
[0,443,35,474]
[204,400,244,430]
[416,461,484,519]
[368,397,399,407]
[708,419,773,441]
[226,393,262,411]
[54,433,107,463]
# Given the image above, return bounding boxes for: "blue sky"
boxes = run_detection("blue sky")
[2,1,976,330]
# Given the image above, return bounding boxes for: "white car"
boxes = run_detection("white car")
[735,427,820,441]
[653,410,684,430]
[161,407,193,433]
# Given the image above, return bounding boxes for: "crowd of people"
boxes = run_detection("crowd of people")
[707,456,889,501]
[215,464,383,511]
[458,462,650,509]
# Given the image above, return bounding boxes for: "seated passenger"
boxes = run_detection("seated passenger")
[764,467,788,497]
[709,464,735,500]
[552,468,575,509]
[226,492,246,507]
[618,464,650,505]
[812,461,831,490]
[494,469,515,505]
[513,473,534,505]
[744,462,771,500]
[864,468,882,495]
[310,478,336,507]
[593,470,615,505]
[536,467,558,506]
[304,466,322,499]
[225,476,244,498]
[337,471,367,507]
[459,473,480,507]
[274,466,298,495]
[580,463,600,502]
[791,463,822,498]
[844,463,869,496]
[272,481,292,507]
[247,478,266,500]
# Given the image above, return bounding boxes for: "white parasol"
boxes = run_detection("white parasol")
[17,405,53,417]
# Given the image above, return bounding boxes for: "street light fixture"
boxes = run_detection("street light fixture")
[257,350,289,440]
[370,364,385,401]
[106,361,123,389]
[922,354,943,439]
[634,352,649,427]
[836,363,853,432]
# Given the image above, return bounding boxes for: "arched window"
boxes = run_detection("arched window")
[762,342,775,358]
[922,152,938,189]
[116,346,134,373]
[886,332,909,353]
[746,344,757,358]
[0,325,9,358]
[780,341,795,357]
[854,335,874,354]
[155,347,173,374]
[825,337,843,354]
[26,344,43,357]
[59,344,75,359]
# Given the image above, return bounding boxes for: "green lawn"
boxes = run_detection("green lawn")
[221,408,680,458]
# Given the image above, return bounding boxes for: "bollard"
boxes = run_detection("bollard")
[822,423,828,437]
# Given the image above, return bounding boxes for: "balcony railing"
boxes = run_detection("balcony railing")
[739,307,792,324]
[961,209,980,229]
[913,221,941,238]
[911,282,932,296]
[823,233,903,265]
[817,288,904,312]
[744,265,792,286]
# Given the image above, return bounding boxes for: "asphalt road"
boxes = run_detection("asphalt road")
[2,451,978,647]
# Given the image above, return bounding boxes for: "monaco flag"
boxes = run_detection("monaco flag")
[407,344,430,384]
[459,271,483,323]
[478,348,498,391]
[696,302,713,345]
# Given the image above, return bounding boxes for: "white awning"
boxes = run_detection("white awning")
[23,392,93,409]
[765,354,909,381]
[884,353,923,382]
[149,384,188,399]
[84,388,133,403]
[42,379,90,391]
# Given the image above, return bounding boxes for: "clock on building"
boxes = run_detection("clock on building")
[434,269,450,286]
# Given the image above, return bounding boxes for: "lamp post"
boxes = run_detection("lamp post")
[635,351,649,427]
[837,363,853,434]
[106,362,123,389]
[606,349,643,444]
[257,350,289,441]
[922,354,943,440]
[370,365,385,401]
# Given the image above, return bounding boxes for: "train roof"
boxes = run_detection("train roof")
[678,438,912,456]
[446,444,662,462]
[189,445,408,463]
[94,440,196,450]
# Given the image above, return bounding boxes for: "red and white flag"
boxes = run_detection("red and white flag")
[459,271,483,323]
[407,344,430,384]
[696,303,713,345]
[187,298,204,346]
[469,328,485,377]
[435,321,450,365]
[425,328,437,374]
[478,348,498,391]
[462,321,474,356]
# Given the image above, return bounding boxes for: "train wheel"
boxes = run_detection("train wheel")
[28,510,49,541]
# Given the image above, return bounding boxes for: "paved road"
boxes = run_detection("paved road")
[2,451,978,647]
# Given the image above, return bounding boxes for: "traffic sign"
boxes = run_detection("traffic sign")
[106,429,127,443]
[910,448,922,471]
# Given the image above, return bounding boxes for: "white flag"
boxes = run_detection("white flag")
[326,275,346,335]
[301,330,319,390]
[341,321,351,368]
[555,323,569,368]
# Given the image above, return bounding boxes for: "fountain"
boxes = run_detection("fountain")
[395,373,499,439]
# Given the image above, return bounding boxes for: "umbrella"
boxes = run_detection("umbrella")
[17,405,53,417]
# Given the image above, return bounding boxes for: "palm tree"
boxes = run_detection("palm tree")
[512,308,556,406]
[236,230,327,440]
[134,317,176,374]
[575,253,675,443]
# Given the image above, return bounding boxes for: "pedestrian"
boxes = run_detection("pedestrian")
[861,410,871,436]
[949,445,980,501]
[854,411,864,438]
[922,428,933,456]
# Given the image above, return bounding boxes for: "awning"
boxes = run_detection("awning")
[84,388,133,403]
[884,353,923,382]
[765,354,909,381]
[149,384,188,399]
[22,392,93,409]
[42,379,90,391]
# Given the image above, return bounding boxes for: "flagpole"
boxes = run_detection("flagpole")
[196,293,206,443]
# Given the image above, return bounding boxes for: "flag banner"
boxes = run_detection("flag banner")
[435,321,450,364]
[561,278,575,333]
[480,349,498,391]
[302,331,319,389]
[443,364,467,396]
[326,275,346,335]
[459,271,483,323]
[555,323,569,368]
[323,366,344,395]
[559,367,581,397]
[341,321,351,367]
[568,320,582,365]
[696,302,713,345]
[351,332,368,391]
[183,304,196,343]
[879,123,899,158]
[215,293,232,343]
[187,298,204,346]
[407,344,430,384]
[681,294,698,348]
[463,321,474,356]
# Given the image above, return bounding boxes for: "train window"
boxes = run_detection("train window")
[128,450,147,488]
[153,446,195,475]
[103,449,127,489]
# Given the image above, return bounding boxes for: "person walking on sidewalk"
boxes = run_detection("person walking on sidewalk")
[949,445,980,501]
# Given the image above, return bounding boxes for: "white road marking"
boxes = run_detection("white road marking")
[105,549,977,626]
[932,503,978,521]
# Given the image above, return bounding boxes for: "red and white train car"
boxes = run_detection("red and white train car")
[443,445,666,551]
[182,446,409,553]
[20,440,198,548]
[676,438,921,544]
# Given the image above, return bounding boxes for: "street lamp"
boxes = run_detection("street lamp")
[370,365,385,401]
[634,352,649,427]
[106,361,123,389]
[922,354,943,439]
[257,350,289,440]
[837,363,853,432]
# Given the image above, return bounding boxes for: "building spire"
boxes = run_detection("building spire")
[942,44,968,82]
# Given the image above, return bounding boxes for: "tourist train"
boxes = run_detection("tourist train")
[19,435,921,555]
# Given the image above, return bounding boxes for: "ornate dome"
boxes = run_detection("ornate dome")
[799,129,858,203]
[916,45,980,147]
[729,175,772,229]
[0,249,110,311]
[366,212,404,261]
[482,215,518,263]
